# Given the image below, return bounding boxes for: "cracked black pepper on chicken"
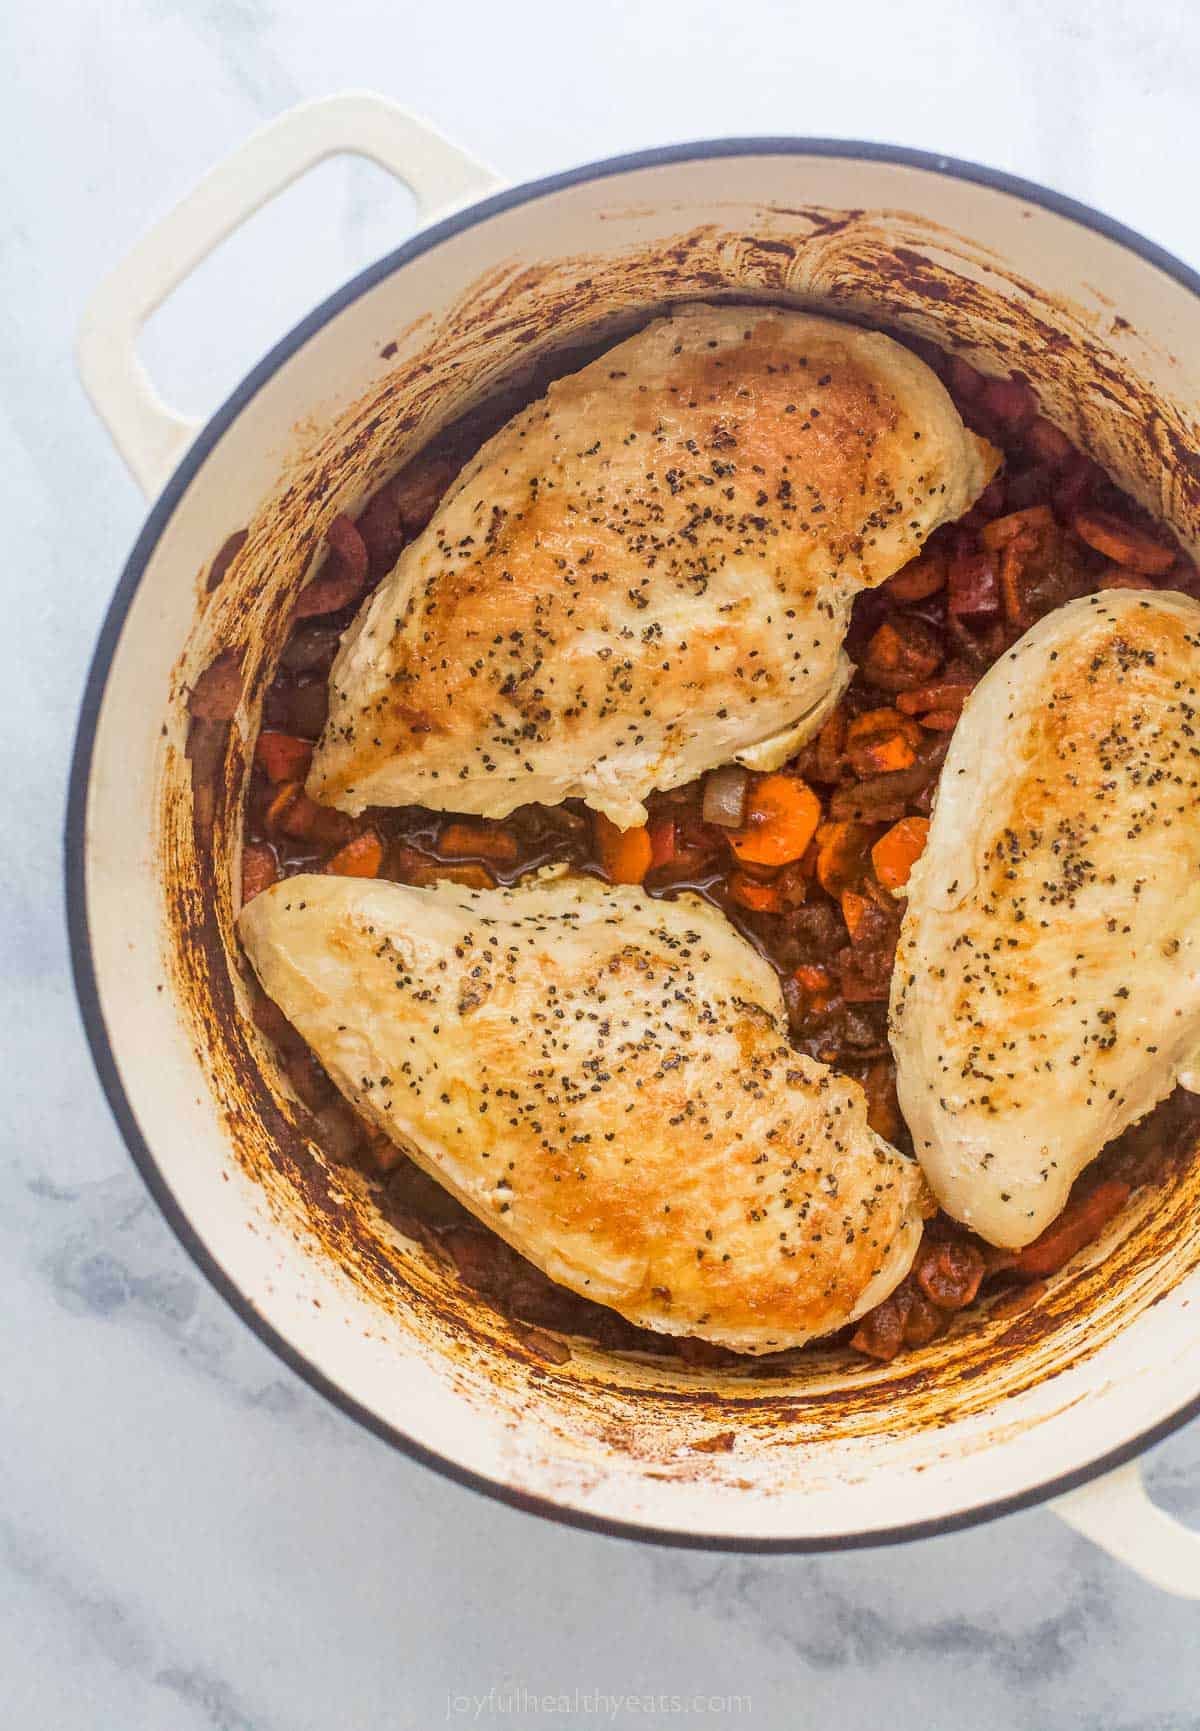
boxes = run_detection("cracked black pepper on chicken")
[192,311,1200,1367]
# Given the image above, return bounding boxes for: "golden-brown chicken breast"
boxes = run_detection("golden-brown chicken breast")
[240,870,925,1352]
[308,304,997,826]
[891,589,1200,1249]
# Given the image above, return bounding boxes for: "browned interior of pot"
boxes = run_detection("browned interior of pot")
[158,204,1200,1464]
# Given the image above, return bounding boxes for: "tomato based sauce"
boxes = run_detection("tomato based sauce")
[222,337,1200,1365]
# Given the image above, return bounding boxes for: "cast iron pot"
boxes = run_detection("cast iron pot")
[69,93,1200,1587]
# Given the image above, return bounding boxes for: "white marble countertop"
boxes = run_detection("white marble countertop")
[9,0,1200,1724]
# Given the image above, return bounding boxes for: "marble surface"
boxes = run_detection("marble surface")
[7,0,1200,1723]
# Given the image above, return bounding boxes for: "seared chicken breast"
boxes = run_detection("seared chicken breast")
[891,590,1200,1249]
[308,304,997,826]
[240,871,925,1352]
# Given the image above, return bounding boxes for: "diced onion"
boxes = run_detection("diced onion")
[702,764,750,828]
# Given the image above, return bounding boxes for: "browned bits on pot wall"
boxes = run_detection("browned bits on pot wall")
[159,199,1200,1485]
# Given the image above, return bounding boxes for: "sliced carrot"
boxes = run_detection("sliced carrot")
[840,889,872,941]
[979,507,1058,630]
[326,830,384,878]
[728,872,783,913]
[255,731,314,784]
[895,682,974,717]
[793,962,835,1015]
[1012,1180,1131,1277]
[882,547,947,603]
[265,780,304,834]
[860,617,943,693]
[871,816,930,892]
[439,820,520,865]
[844,708,921,777]
[241,842,278,904]
[794,963,833,993]
[729,774,822,867]
[998,542,1028,629]
[593,812,653,885]
[813,707,847,782]
[387,843,494,890]
[1070,508,1176,576]
[917,709,961,732]
[265,781,354,847]
[980,505,1055,552]
[814,821,874,896]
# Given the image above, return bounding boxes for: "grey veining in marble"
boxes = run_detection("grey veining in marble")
[5,0,1200,1725]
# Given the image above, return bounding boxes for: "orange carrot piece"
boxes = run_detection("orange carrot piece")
[439,821,520,865]
[255,731,314,784]
[998,542,1027,629]
[265,781,304,834]
[980,505,1055,552]
[895,682,974,717]
[871,816,930,891]
[729,774,822,867]
[387,843,493,890]
[860,617,943,693]
[593,812,653,885]
[814,707,847,782]
[814,821,874,896]
[265,781,354,847]
[794,963,833,994]
[844,708,921,777]
[326,830,384,878]
[1013,1180,1131,1277]
[1070,509,1176,576]
[241,842,278,904]
[840,889,872,941]
[882,548,947,603]
[793,962,836,1016]
[728,871,783,913]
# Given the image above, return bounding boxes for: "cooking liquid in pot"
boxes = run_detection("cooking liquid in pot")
[216,331,1200,1368]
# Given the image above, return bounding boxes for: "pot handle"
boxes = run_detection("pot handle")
[76,92,502,498]
[1054,1460,1200,1596]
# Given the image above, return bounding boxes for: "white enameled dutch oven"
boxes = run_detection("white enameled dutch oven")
[69,93,1200,1586]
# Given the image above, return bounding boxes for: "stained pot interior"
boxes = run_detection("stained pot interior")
[99,154,1200,1537]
